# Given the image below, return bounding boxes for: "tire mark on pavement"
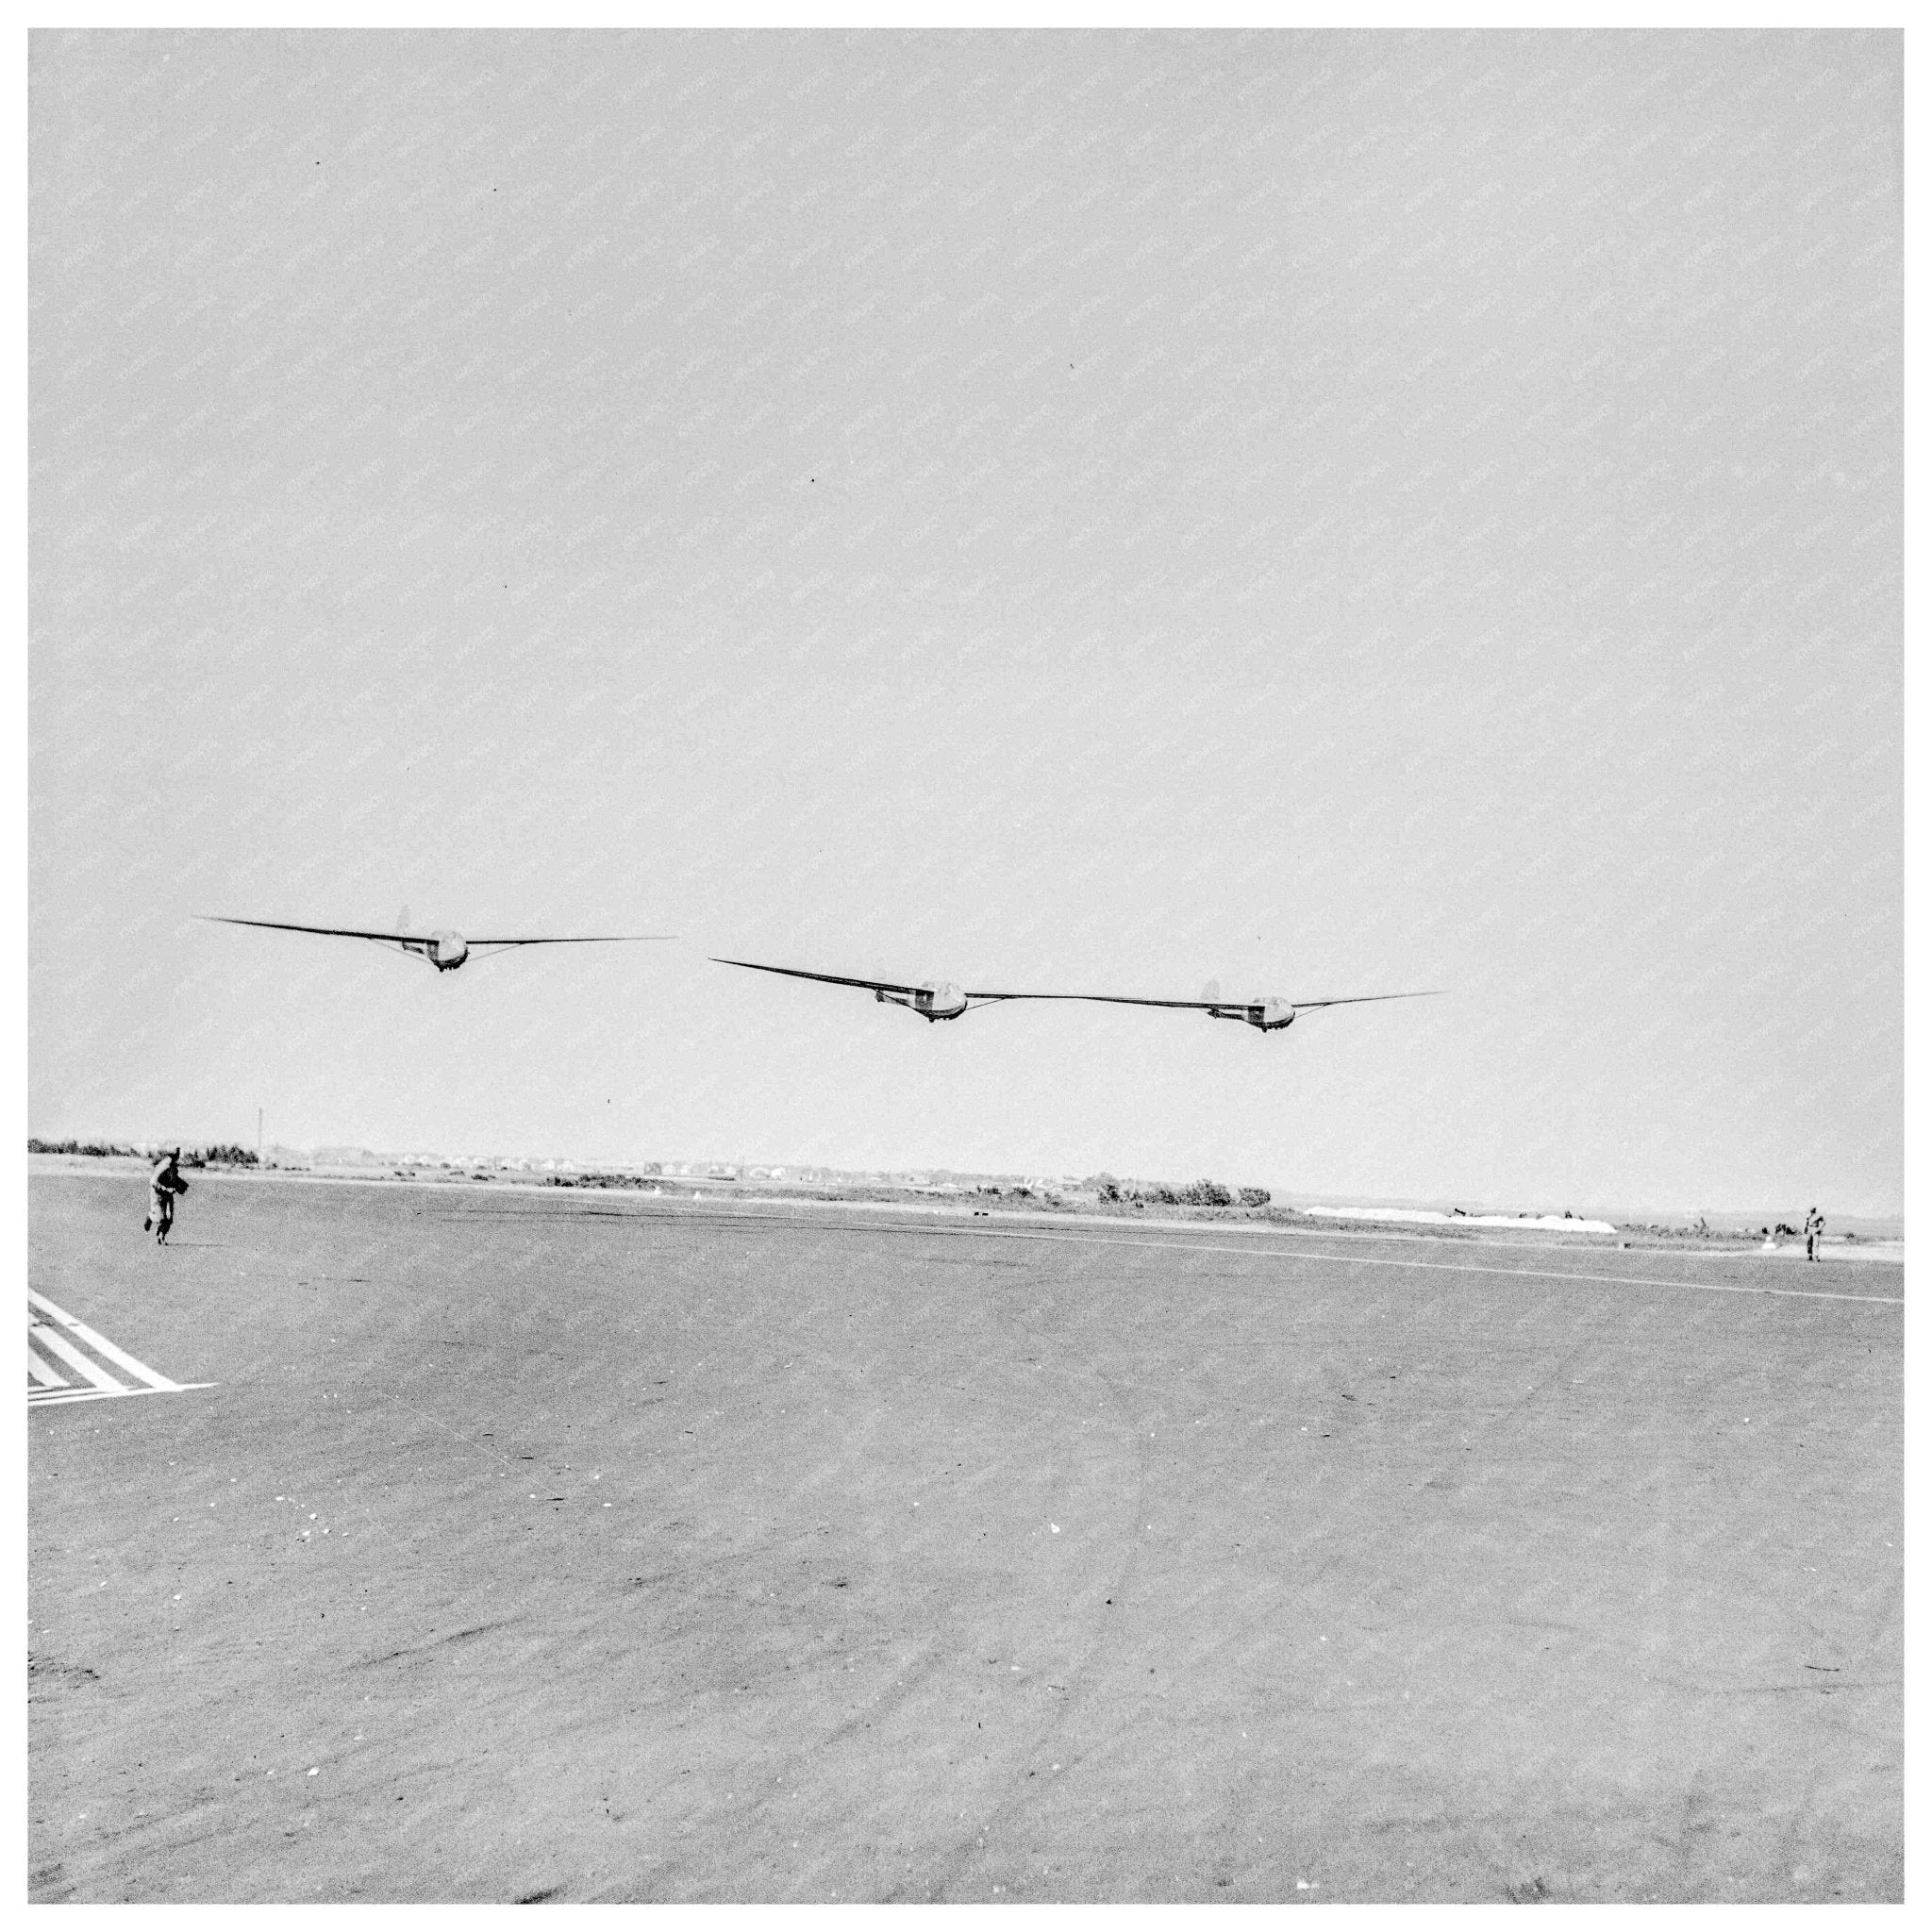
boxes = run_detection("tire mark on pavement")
[356,1616,529,1670]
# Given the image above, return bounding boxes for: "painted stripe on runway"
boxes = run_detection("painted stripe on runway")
[931,1226,1905,1307]
[31,1323,128,1392]
[28,1385,176,1408]
[27,1290,184,1390]
[27,1338,69,1388]
[26,1291,211,1408]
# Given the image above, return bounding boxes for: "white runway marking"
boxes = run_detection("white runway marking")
[932,1226,1906,1308]
[31,1323,128,1395]
[27,1290,213,1408]
[27,1341,68,1388]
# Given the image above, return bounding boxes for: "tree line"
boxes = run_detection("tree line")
[28,1138,258,1166]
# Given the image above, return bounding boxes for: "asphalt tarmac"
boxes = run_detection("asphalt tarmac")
[27,1168,1904,1902]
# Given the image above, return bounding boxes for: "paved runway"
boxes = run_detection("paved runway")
[27,1168,1903,1902]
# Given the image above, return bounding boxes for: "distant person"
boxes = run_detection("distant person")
[1804,1206,1824,1262]
[144,1149,189,1245]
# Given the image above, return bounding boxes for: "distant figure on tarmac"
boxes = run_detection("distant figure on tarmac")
[1804,1206,1824,1261]
[143,1149,189,1245]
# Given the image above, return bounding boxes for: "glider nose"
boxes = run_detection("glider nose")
[915,981,968,1019]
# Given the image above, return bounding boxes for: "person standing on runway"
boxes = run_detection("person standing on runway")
[144,1148,189,1245]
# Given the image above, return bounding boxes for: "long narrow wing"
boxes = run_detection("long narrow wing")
[199,915,420,945]
[715,958,1441,1011]
[971,990,1444,1009]
[467,935,675,947]
[960,991,1224,1007]
[718,958,1442,1008]
[1279,991,1445,1009]
[712,957,929,997]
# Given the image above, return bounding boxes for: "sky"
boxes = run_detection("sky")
[28,28,1902,1218]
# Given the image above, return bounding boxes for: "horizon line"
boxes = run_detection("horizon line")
[24,1137,1904,1229]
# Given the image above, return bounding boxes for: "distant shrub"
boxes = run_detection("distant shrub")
[1178,1179,1233,1208]
[1010,1187,1032,1199]
[1150,1185,1177,1206]
[190,1144,258,1167]
[1238,1187,1271,1208]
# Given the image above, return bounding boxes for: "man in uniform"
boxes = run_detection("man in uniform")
[1804,1205,1824,1262]
[144,1148,189,1245]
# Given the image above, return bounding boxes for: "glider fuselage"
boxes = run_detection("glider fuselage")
[876,982,970,1021]
[421,930,470,972]
[1208,999,1297,1031]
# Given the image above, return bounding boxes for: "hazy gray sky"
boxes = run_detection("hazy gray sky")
[29,29,1901,1216]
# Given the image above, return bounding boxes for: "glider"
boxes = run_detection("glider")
[202,916,675,974]
[711,958,1441,1031]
